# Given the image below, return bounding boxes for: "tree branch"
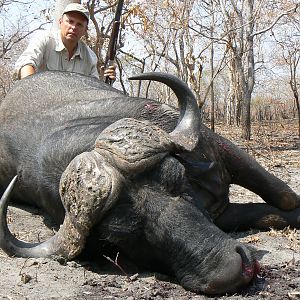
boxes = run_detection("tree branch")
[250,4,299,37]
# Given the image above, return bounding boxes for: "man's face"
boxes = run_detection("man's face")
[60,12,88,44]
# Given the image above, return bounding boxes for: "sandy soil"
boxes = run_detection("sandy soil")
[0,120,299,300]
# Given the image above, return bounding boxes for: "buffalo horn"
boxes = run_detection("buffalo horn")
[0,176,84,259]
[129,72,201,151]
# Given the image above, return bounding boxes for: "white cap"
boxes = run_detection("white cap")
[63,3,89,23]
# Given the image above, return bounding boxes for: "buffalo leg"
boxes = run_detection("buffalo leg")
[210,134,300,211]
[215,203,300,232]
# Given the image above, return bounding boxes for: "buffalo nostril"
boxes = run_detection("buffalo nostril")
[236,245,258,279]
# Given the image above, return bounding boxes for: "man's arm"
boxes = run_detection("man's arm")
[15,32,48,79]
[19,65,36,79]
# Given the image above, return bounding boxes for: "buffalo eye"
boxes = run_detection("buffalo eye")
[152,156,187,195]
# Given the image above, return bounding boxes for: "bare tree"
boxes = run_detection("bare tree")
[85,0,121,76]
[205,0,300,140]
[287,49,300,138]
[121,0,206,106]
[275,23,300,137]
[0,0,32,11]
[0,0,51,98]
[209,0,216,132]
[0,23,49,59]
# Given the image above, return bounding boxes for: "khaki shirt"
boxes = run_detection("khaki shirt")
[15,30,99,79]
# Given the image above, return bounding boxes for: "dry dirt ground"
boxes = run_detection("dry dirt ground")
[0,120,299,300]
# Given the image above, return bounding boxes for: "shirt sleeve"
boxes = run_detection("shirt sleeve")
[14,32,49,79]
[86,48,99,79]
[90,64,100,79]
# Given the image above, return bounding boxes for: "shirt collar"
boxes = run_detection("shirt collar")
[55,31,83,59]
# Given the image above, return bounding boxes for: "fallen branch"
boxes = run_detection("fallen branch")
[103,252,132,280]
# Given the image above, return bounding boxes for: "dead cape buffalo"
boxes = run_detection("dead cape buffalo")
[0,71,299,295]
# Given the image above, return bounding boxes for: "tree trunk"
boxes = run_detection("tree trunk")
[289,56,300,138]
[296,97,300,138]
[210,48,215,132]
[210,0,215,132]
[221,0,256,140]
[291,83,300,138]
[241,90,251,140]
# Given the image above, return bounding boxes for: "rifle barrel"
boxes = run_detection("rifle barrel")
[104,0,124,84]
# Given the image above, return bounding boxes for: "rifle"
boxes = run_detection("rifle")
[104,0,124,84]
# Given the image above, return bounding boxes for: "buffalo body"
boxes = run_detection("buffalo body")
[0,71,299,294]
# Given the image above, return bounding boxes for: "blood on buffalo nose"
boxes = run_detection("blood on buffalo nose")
[236,245,260,279]
[242,259,260,279]
[204,245,257,295]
